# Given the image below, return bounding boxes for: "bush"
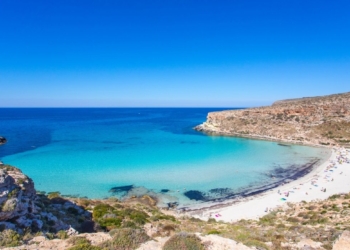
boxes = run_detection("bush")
[150,214,176,222]
[127,209,149,225]
[0,229,21,247]
[276,223,286,228]
[93,204,113,220]
[207,230,221,235]
[163,232,204,250]
[328,194,340,200]
[68,236,91,245]
[57,230,68,239]
[47,191,61,199]
[287,217,300,223]
[98,218,122,231]
[68,243,103,250]
[68,236,103,250]
[259,213,276,224]
[307,205,317,210]
[2,198,17,212]
[100,228,150,250]
[207,218,216,223]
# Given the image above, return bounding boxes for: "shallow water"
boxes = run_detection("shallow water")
[0,108,330,206]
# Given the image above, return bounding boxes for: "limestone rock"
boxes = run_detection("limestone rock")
[333,230,350,250]
[0,167,36,221]
[195,92,350,147]
[0,165,92,235]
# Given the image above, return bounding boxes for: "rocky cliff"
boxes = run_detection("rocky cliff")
[195,92,350,146]
[0,164,91,236]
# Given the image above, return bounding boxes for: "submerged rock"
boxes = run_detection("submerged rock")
[109,185,134,194]
[184,190,208,201]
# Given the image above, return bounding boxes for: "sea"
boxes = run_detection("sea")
[0,108,330,207]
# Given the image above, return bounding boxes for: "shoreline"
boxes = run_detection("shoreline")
[195,124,337,148]
[182,147,350,222]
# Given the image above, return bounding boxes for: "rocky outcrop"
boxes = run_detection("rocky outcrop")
[0,137,6,145]
[0,167,36,222]
[0,165,91,235]
[195,92,350,146]
[333,230,350,250]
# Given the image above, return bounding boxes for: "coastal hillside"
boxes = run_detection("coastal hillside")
[195,92,350,146]
[1,164,350,249]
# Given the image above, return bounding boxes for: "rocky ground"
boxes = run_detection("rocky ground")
[195,92,350,147]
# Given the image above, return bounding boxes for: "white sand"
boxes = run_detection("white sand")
[187,147,350,222]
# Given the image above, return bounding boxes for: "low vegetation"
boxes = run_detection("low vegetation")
[1,187,350,249]
[163,232,204,250]
[100,228,150,250]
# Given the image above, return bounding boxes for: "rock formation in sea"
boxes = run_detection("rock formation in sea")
[195,92,350,147]
[0,137,6,145]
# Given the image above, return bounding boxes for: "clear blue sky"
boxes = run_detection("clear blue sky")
[1,0,349,107]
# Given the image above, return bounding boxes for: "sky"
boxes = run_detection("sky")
[0,0,349,107]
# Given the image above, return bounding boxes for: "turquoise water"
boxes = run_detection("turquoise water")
[0,108,330,206]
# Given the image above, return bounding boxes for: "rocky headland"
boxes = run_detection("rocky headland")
[195,92,350,147]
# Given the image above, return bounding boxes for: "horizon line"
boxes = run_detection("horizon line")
[0,106,249,109]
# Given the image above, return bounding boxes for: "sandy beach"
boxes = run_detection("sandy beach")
[186,147,350,222]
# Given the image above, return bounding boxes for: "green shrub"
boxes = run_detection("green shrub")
[68,243,103,250]
[0,229,21,247]
[68,237,103,250]
[57,230,68,239]
[121,220,137,229]
[2,198,17,212]
[207,218,216,223]
[276,223,286,228]
[98,217,122,230]
[150,214,176,222]
[207,230,221,235]
[189,217,202,222]
[47,191,61,199]
[287,217,300,223]
[7,188,20,198]
[100,228,149,250]
[127,209,149,225]
[259,213,276,225]
[307,205,317,210]
[329,194,340,200]
[318,217,328,224]
[93,204,113,219]
[163,232,204,250]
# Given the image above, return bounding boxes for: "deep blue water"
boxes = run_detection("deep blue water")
[0,108,330,206]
